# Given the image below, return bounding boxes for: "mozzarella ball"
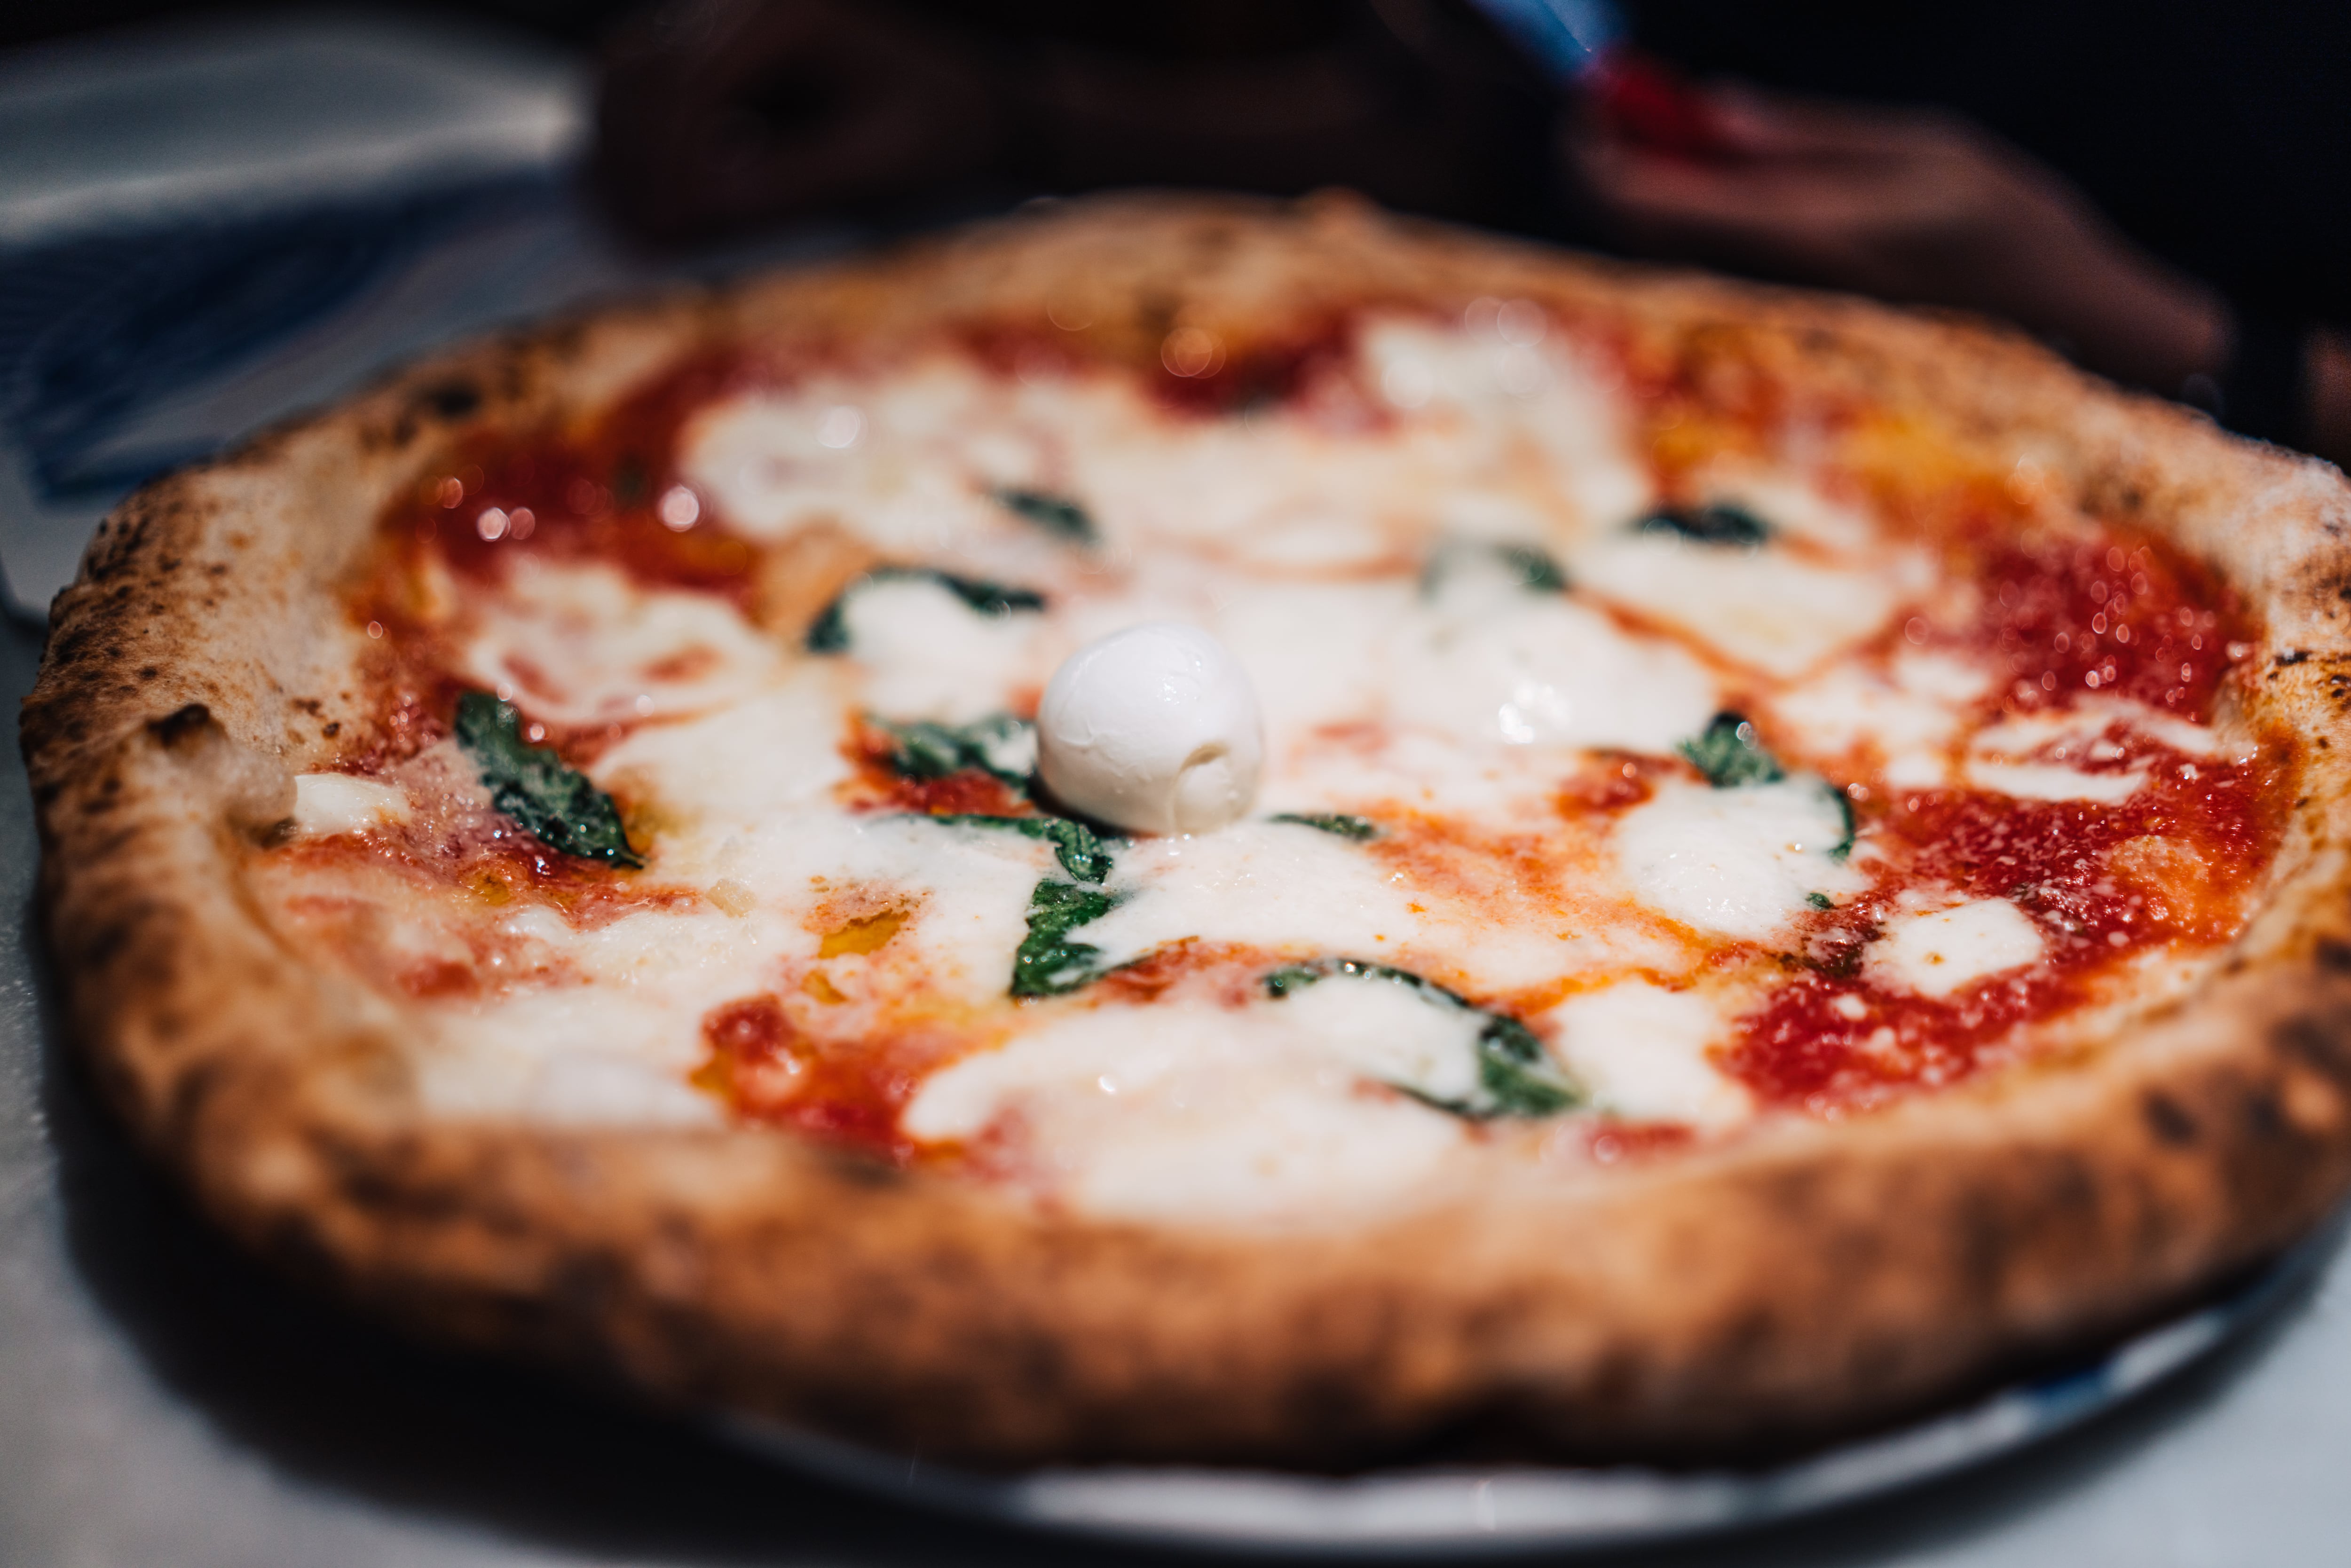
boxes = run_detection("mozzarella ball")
[1037,623,1264,835]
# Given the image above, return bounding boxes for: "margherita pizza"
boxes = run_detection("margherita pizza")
[26,195,2351,1469]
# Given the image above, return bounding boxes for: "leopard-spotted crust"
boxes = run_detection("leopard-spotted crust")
[24,192,2351,1468]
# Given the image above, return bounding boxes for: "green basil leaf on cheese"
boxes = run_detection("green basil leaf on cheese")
[1420,540,1570,598]
[1011,879,1123,997]
[805,567,1048,654]
[1637,503,1770,547]
[454,691,642,867]
[1262,958,1581,1119]
[1495,544,1570,591]
[990,486,1098,544]
[1268,812,1381,842]
[1680,711,1786,788]
[875,714,1036,788]
[1829,789,1857,860]
[929,812,1119,883]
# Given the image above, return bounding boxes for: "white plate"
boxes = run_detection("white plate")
[715,1232,2328,1553]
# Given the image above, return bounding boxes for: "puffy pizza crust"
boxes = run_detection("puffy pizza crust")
[26,192,2351,1467]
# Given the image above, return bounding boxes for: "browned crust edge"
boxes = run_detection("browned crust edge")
[24,191,2351,1469]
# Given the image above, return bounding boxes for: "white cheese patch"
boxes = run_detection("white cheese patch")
[1771,651,1991,779]
[289,772,410,837]
[1275,971,1492,1106]
[1393,588,1719,753]
[1957,700,2217,804]
[593,673,852,830]
[1698,471,1876,552]
[679,363,1026,553]
[1614,779,1864,940]
[1571,532,1902,679]
[1077,821,1426,972]
[901,994,1466,1221]
[463,559,778,726]
[1539,980,1751,1130]
[1867,899,2045,997]
[839,575,1045,724]
[419,987,723,1127]
[1961,760,2147,803]
[1213,580,1411,739]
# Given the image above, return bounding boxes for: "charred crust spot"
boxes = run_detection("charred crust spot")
[2275,649,2312,667]
[149,703,213,749]
[2142,1092,2199,1146]
[417,379,482,421]
[2274,1011,2351,1079]
[2243,1088,2289,1139]
[138,666,158,680]
[322,722,340,738]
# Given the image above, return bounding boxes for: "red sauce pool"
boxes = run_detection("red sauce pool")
[1722,520,2286,1113]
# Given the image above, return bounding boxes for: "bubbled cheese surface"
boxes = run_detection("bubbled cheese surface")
[255,302,2257,1227]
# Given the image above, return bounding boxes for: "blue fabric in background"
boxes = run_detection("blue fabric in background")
[0,173,557,504]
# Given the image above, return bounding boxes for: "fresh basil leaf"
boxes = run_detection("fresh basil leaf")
[1829,788,1857,860]
[805,567,1047,654]
[874,715,1036,788]
[1638,503,1770,546]
[1261,958,1581,1119]
[1495,544,1570,591]
[990,486,1097,544]
[1011,878,1122,997]
[1472,1013,1582,1117]
[1680,712,1785,788]
[1420,540,1570,599]
[1269,812,1380,842]
[454,691,642,867]
[1806,891,1835,911]
[930,813,1118,883]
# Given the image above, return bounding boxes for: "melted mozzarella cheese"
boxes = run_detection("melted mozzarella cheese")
[1571,531,1902,679]
[1394,577,1720,752]
[1771,651,1990,784]
[1957,701,2217,804]
[290,772,410,837]
[1077,822,1426,971]
[593,674,852,832]
[680,363,1027,553]
[839,575,1046,723]
[421,986,724,1126]
[901,995,1466,1221]
[1539,980,1751,1129]
[463,559,777,726]
[1867,899,2044,997]
[1613,780,1863,940]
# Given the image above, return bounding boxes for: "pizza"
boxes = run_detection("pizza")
[26,194,2351,1471]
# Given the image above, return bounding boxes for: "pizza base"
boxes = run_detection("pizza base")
[26,193,2351,1468]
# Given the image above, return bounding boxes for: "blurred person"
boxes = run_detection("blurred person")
[591,0,2351,466]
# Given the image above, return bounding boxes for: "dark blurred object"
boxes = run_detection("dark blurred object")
[1627,1,2351,339]
[1618,1,2351,461]
[1564,85,2234,400]
[0,1,640,52]
[592,0,1565,244]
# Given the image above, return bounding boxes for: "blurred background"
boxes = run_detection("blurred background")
[3,1,2346,616]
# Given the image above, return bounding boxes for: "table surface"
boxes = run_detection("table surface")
[5,621,2351,1568]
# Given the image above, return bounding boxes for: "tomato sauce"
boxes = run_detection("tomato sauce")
[1722,518,2286,1113]
[694,993,924,1161]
